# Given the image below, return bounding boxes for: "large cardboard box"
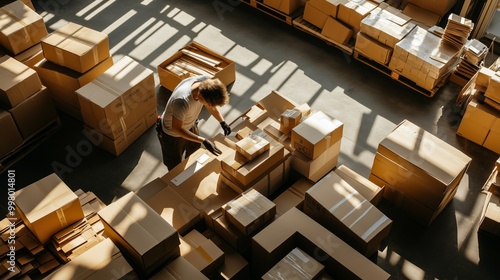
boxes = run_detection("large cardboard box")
[9,87,58,139]
[334,164,384,205]
[158,41,236,91]
[292,139,341,182]
[303,1,328,29]
[15,173,85,244]
[135,178,202,235]
[360,7,416,48]
[321,16,353,45]
[263,0,302,15]
[457,98,498,146]
[0,1,48,54]
[484,118,500,154]
[34,57,114,117]
[304,171,392,257]
[76,55,156,139]
[0,55,42,107]
[222,188,276,236]
[310,0,348,17]
[263,247,324,280]
[355,32,393,65]
[402,3,440,28]
[41,22,110,73]
[14,43,44,68]
[150,256,209,280]
[44,238,135,279]
[292,111,343,160]
[179,229,224,276]
[337,0,377,31]
[252,207,391,279]
[98,192,180,275]
[0,108,23,159]
[408,0,457,17]
[213,215,251,252]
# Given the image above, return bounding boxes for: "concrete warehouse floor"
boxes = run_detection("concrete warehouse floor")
[1,0,499,279]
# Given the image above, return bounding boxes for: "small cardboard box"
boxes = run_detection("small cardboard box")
[0,55,42,108]
[158,41,235,91]
[292,139,341,182]
[457,98,497,146]
[337,0,377,31]
[303,1,328,29]
[150,256,208,280]
[9,86,58,139]
[263,0,302,15]
[76,55,156,139]
[479,192,500,237]
[321,16,353,45]
[235,134,270,161]
[291,111,343,160]
[264,118,294,151]
[263,247,325,280]
[485,75,500,104]
[98,192,180,275]
[41,22,110,73]
[15,173,85,244]
[44,238,135,279]
[222,188,276,236]
[13,43,44,68]
[0,1,48,54]
[0,108,23,159]
[279,108,302,134]
[179,229,224,276]
[355,32,393,65]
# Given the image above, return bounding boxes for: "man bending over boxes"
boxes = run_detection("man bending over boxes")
[157,75,231,170]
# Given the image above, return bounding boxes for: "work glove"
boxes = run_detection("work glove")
[203,139,222,156]
[220,121,231,136]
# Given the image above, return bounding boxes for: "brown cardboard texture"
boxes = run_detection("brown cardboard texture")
[214,215,251,252]
[0,1,48,54]
[273,188,304,218]
[264,118,294,151]
[44,238,135,280]
[338,0,377,31]
[292,111,343,160]
[14,43,44,68]
[304,171,392,256]
[41,22,110,73]
[485,75,500,104]
[310,0,348,17]
[98,192,180,274]
[279,108,302,134]
[334,164,384,205]
[150,256,208,280]
[457,98,498,146]
[264,0,302,14]
[0,108,22,159]
[235,134,270,161]
[222,188,276,236]
[15,173,84,244]
[408,0,457,17]
[179,229,224,276]
[403,3,440,28]
[256,90,299,121]
[479,193,500,237]
[263,247,324,280]
[0,55,42,108]
[355,32,393,65]
[135,178,202,235]
[9,87,58,139]
[252,207,391,279]
[292,139,341,182]
[77,55,155,138]
[303,1,328,29]
[360,7,415,48]
[484,124,500,154]
[321,16,353,45]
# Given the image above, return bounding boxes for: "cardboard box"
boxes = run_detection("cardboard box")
[263,247,324,280]
[256,90,299,121]
[321,16,353,45]
[34,56,114,112]
[263,0,302,14]
[360,7,416,48]
[303,1,328,29]
[292,139,341,182]
[158,41,236,91]
[479,192,500,237]
[292,111,343,160]
[9,87,58,139]
[41,22,110,73]
[0,55,42,107]
[484,118,500,154]
[402,3,440,28]
[0,1,48,54]
[310,0,348,17]
[337,0,377,31]
[151,256,209,280]
[13,42,44,68]
[264,118,294,151]
[273,187,304,218]
[135,178,202,235]
[457,98,498,146]
[76,55,156,139]
[252,207,391,279]
[179,229,224,276]
[0,108,23,159]
[304,171,392,257]
[485,75,500,104]
[355,32,393,65]
[280,108,302,134]
[213,215,251,252]
[98,192,180,275]
[235,134,270,161]
[334,164,384,205]
[476,67,496,89]
[15,173,85,244]
[222,188,276,236]
[408,0,457,17]
[44,238,135,280]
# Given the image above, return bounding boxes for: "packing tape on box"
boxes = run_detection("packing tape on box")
[55,208,68,228]
[361,215,390,241]
[93,78,128,117]
[0,8,28,27]
[227,200,257,218]
[340,198,369,222]
[283,254,313,279]
[195,245,214,263]
[241,191,264,211]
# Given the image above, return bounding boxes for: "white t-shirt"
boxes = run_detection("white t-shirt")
[161,75,208,137]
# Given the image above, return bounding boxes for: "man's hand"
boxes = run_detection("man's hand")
[220,121,231,136]
[203,139,222,156]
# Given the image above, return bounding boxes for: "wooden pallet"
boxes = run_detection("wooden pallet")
[292,16,355,55]
[0,118,62,174]
[353,51,448,98]
[240,0,302,25]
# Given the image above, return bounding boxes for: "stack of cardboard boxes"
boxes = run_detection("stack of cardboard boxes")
[402,0,457,28]
[452,39,488,86]
[0,55,59,160]
[76,55,157,156]
[479,158,500,237]
[370,119,472,226]
[0,0,47,67]
[35,22,114,120]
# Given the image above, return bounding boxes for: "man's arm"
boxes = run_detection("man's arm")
[204,104,225,123]
[171,116,204,143]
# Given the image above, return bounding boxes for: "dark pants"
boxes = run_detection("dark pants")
[157,120,201,171]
